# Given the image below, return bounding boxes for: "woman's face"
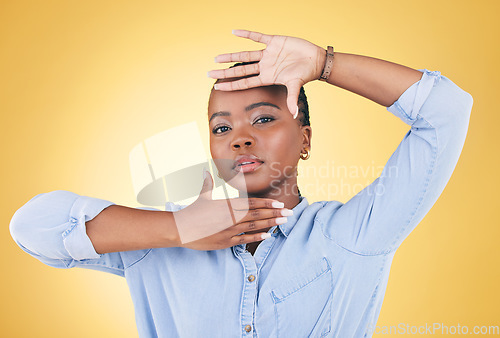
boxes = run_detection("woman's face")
[208,84,312,198]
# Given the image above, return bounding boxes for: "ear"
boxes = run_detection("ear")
[300,125,312,151]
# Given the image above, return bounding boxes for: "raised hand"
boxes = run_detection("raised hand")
[172,170,291,251]
[208,29,326,117]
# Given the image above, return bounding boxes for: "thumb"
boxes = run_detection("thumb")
[199,168,214,200]
[285,80,302,119]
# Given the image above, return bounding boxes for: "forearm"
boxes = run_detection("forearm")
[86,205,180,254]
[10,190,181,263]
[322,51,423,107]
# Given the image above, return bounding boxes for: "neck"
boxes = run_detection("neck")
[238,182,302,210]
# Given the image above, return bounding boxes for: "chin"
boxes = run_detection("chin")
[224,175,275,197]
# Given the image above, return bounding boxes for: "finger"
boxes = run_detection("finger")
[213,75,264,91]
[208,63,259,79]
[230,197,284,211]
[230,232,272,246]
[199,169,214,200]
[232,29,273,45]
[233,216,288,234]
[285,81,303,119]
[235,208,293,224]
[214,50,264,63]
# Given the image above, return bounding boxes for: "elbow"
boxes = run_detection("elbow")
[452,88,473,142]
[454,88,473,140]
[10,192,46,250]
[433,76,474,142]
[444,76,474,124]
[459,89,473,121]
[9,190,79,256]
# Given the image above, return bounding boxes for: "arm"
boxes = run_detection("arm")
[87,174,289,252]
[322,52,423,107]
[209,30,422,113]
[208,30,473,254]
[317,67,473,254]
[10,176,288,268]
[9,190,131,276]
[5,189,205,274]
[85,204,179,254]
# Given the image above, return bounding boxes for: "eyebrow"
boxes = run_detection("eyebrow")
[209,102,280,122]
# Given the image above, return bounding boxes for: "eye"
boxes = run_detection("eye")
[254,116,275,124]
[212,124,231,134]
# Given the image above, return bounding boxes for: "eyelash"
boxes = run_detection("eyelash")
[212,116,275,134]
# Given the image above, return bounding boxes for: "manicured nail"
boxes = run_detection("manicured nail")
[214,84,220,90]
[272,201,284,208]
[293,107,298,119]
[207,71,211,78]
[281,209,293,216]
[275,217,287,225]
[261,233,272,239]
[214,56,218,62]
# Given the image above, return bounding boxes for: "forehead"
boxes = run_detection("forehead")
[208,84,287,113]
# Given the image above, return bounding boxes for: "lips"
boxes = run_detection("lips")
[233,154,264,172]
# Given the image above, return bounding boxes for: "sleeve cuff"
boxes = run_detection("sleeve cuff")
[387,69,442,124]
[63,195,115,260]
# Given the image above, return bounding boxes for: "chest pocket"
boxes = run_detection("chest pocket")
[270,257,333,337]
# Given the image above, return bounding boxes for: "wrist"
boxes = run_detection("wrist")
[164,211,182,248]
[315,47,327,81]
[318,46,334,82]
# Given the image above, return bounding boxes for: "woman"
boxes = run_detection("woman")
[9,30,473,337]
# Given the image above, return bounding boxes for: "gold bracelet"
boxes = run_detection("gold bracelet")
[319,46,334,82]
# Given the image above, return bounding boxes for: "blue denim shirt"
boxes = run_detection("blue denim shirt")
[10,69,473,338]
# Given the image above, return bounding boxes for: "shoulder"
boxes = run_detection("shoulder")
[311,199,343,214]
[298,198,344,224]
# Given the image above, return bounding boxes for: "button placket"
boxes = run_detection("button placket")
[237,246,258,335]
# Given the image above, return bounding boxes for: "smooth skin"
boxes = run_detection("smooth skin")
[207,29,422,253]
[86,29,423,255]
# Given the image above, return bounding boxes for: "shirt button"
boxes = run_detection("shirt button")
[273,228,278,234]
[245,324,252,332]
[247,274,255,282]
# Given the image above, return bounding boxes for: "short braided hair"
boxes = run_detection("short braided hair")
[213,61,311,127]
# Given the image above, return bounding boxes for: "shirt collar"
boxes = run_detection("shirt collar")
[277,196,309,238]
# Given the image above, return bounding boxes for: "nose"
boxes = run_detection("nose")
[231,128,255,150]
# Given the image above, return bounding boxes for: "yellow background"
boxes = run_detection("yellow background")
[1,0,498,336]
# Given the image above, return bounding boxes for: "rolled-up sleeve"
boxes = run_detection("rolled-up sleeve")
[10,190,126,276]
[318,69,473,255]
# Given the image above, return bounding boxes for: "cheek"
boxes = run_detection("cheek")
[263,128,301,160]
[209,138,232,170]
[271,127,301,149]
[209,137,222,157]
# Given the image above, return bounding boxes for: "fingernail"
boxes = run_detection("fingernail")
[207,71,211,78]
[261,233,272,239]
[275,217,287,225]
[232,29,236,34]
[214,84,220,90]
[214,56,218,62]
[293,107,298,119]
[203,168,208,180]
[272,201,284,208]
[281,209,293,216]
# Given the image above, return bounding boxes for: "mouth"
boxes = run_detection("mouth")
[233,155,264,173]
[235,161,263,173]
